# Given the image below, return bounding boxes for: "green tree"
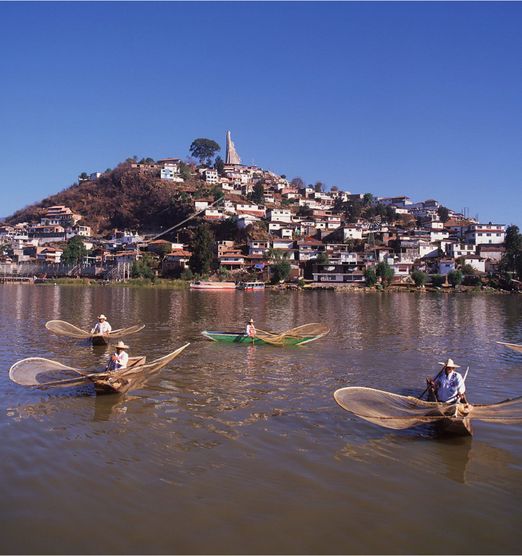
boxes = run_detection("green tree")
[217,267,231,281]
[502,225,522,279]
[290,177,305,190]
[214,155,225,175]
[189,138,221,165]
[411,269,427,287]
[179,161,193,181]
[437,206,450,223]
[62,235,87,265]
[131,254,155,280]
[314,181,325,193]
[448,269,463,287]
[180,267,193,281]
[316,251,329,265]
[431,274,446,287]
[271,259,291,283]
[363,193,374,206]
[189,223,215,275]
[461,263,476,275]
[78,172,89,181]
[376,261,395,287]
[505,225,522,254]
[364,267,377,287]
[250,181,265,205]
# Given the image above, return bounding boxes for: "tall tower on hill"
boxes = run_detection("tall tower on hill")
[225,131,241,165]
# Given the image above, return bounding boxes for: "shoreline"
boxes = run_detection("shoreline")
[1,277,518,294]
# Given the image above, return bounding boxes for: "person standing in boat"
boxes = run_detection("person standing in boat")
[427,358,467,403]
[106,340,129,371]
[246,318,256,339]
[91,314,112,336]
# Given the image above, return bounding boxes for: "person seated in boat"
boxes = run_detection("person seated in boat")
[246,318,256,338]
[106,341,129,371]
[91,314,112,336]
[426,358,467,403]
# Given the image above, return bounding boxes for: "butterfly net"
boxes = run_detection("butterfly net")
[334,387,522,429]
[45,320,91,339]
[87,344,190,390]
[256,323,330,346]
[497,342,522,354]
[9,357,89,387]
[45,320,145,339]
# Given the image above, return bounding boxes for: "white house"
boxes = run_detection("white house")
[203,169,219,184]
[465,224,505,245]
[342,225,363,241]
[161,166,184,182]
[268,208,293,223]
[461,255,486,273]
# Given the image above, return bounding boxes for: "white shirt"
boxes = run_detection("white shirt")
[246,324,256,337]
[92,321,112,335]
[435,370,466,403]
[108,350,128,371]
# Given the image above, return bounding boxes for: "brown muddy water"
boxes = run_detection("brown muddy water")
[0,285,521,554]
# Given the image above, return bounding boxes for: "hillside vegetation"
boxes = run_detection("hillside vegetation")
[6,163,200,235]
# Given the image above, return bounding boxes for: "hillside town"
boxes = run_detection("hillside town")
[0,132,519,289]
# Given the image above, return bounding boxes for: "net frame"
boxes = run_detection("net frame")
[45,320,145,340]
[334,387,522,430]
[9,343,190,390]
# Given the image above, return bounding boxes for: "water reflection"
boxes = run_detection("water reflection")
[1,286,522,554]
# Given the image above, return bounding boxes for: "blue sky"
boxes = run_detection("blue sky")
[0,2,520,226]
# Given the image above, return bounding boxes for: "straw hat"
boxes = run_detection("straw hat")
[98,314,107,320]
[248,318,254,323]
[114,340,129,350]
[438,358,460,368]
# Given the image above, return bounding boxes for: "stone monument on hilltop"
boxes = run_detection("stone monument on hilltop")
[225,131,241,165]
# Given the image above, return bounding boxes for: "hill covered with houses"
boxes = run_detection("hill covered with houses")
[1,133,521,288]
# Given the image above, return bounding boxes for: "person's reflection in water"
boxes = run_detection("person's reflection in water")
[246,344,257,376]
[93,395,129,422]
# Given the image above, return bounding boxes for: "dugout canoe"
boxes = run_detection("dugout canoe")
[333,387,522,437]
[9,344,190,396]
[201,330,321,346]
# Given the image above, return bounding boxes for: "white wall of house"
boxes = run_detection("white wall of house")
[342,227,363,240]
[268,209,292,223]
[161,167,184,182]
[462,256,486,273]
[465,224,505,245]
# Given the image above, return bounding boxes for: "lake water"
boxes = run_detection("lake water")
[0,285,521,554]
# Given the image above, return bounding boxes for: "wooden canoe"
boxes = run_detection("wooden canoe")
[201,330,321,346]
[90,356,146,394]
[91,334,110,346]
[333,387,475,437]
[89,344,190,395]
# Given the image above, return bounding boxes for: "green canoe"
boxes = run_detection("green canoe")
[201,331,321,346]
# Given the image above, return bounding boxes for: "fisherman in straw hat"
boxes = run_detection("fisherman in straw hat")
[246,318,256,339]
[106,340,129,371]
[91,314,112,336]
[426,358,467,403]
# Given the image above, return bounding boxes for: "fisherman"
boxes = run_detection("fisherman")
[106,340,129,371]
[426,358,467,403]
[246,318,256,339]
[91,314,112,336]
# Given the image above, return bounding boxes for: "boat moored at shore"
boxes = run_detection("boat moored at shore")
[189,281,237,290]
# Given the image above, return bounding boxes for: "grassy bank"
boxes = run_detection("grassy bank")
[38,277,189,288]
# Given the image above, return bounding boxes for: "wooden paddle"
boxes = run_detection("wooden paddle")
[419,365,446,400]
[419,365,470,401]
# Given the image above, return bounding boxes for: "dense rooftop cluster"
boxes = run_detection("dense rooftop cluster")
[0,135,519,288]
